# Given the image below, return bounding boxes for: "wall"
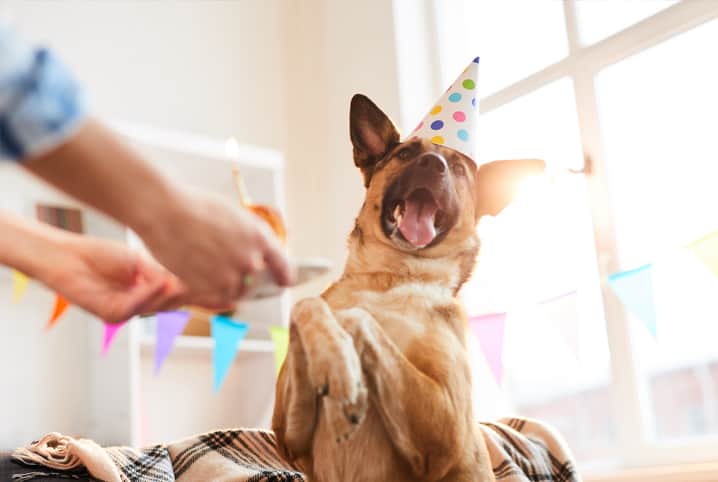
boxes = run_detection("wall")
[280,0,404,297]
[4,0,284,149]
[0,167,127,447]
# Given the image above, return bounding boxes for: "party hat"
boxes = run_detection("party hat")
[410,57,479,160]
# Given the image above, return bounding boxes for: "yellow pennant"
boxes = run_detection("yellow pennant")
[687,231,718,277]
[11,270,30,303]
[269,326,289,376]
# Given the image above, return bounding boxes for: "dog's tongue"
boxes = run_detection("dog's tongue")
[398,194,438,247]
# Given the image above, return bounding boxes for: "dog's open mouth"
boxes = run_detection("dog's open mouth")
[385,188,447,248]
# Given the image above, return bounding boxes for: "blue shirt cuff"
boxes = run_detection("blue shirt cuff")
[0,31,88,161]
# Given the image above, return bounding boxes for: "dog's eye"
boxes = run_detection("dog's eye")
[452,163,466,176]
[397,148,411,161]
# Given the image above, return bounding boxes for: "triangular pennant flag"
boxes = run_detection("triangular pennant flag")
[154,311,191,374]
[687,231,718,277]
[211,315,249,392]
[46,295,69,330]
[537,291,579,358]
[11,270,30,303]
[269,326,289,375]
[102,321,127,356]
[608,264,657,337]
[469,312,507,385]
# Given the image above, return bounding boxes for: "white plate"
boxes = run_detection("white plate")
[248,257,332,299]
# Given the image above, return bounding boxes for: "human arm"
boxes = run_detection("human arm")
[22,119,292,308]
[0,211,185,323]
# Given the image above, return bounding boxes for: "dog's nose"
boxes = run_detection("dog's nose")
[417,153,447,174]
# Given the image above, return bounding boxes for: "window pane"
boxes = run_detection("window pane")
[437,0,568,97]
[479,78,583,171]
[597,18,718,441]
[575,0,678,46]
[463,79,617,464]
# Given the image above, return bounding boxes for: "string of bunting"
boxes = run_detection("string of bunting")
[99,313,290,392]
[465,230,718,386]
[7,230,718,391]
[8,271,290,392]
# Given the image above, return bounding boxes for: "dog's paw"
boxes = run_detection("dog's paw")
[323,385,368,443]
[306,327,363,403]
[292,298,365,407]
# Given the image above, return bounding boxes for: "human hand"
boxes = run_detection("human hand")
[135,190,292,310]
[44,236,187,324]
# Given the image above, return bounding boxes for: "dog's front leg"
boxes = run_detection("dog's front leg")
[272,298,368,464]
[272,321,318,466]
[337,308,489,481]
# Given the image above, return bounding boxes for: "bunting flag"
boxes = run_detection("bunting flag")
[269,326,289,375]
[608,264,657,337]
[11,270,30,303]
[154,311,191,374]
[102,321,126,356]
[687,230,718,277]
[536,290,580,358]
[469,312,507,385]
[46,295,69,330]
[211,315,249,392]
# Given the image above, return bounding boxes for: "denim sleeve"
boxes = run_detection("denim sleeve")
[0,24,87,161]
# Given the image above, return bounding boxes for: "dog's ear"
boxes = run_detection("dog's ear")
[350,94,400,187]
[475,159,546,218]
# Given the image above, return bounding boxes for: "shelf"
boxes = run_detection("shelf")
[139,335,276,353]
[110,120,284,170]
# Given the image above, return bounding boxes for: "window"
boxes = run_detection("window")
[413,0,718,473]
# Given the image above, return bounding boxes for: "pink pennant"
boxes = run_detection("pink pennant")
[469,313,507,385]
[102,321,127,356]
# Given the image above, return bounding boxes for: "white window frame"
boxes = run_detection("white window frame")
[393,0,718,472]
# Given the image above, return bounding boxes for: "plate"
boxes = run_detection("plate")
[248,257,332,299]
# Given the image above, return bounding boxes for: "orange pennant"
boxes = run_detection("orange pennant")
[46,295,69,330]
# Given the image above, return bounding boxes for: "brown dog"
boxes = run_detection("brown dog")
[272,94,544,482]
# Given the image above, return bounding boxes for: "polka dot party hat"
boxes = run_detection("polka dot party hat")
[410,57,479,160]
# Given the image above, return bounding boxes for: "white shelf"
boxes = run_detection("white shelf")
[109,119,284,170]
[139,335,276,353]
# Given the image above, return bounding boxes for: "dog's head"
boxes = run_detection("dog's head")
[350,94,544,260]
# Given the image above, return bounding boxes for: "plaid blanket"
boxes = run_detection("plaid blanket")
[10,418,580,481]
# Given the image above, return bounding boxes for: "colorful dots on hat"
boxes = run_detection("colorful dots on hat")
[473,57,480,64]
[448,92,462,103]
[431,135,445,145]
[472,97,476,108]
[463,79,475,90]
[457,129,469,142]
[430,120,444,130]
[430,105,442,115]
[453,111,466,122]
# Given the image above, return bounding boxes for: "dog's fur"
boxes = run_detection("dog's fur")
[272,94,544,482]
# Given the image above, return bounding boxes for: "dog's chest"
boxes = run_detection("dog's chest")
[350,282,452,352]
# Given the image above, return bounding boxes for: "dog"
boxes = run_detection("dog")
[272,94,544,482]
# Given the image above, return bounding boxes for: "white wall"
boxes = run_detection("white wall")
[5,0,284,149]
[280,0,404,297]
[0,167,128,447]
